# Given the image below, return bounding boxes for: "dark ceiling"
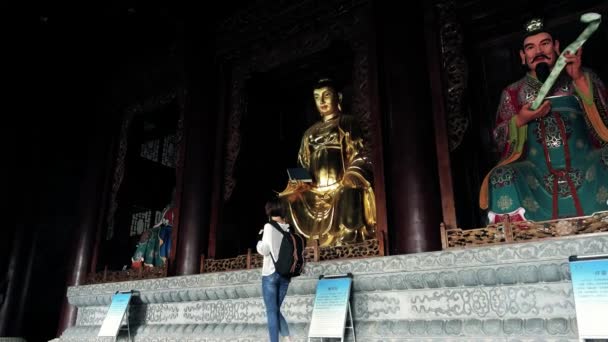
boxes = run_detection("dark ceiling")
[452,0,608,43]
[33,0,608,43]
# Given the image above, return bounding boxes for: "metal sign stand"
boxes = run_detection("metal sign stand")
[307,273,356,342]
[118,303,131,342]
[97,290,134,342]
[569,254,608,342]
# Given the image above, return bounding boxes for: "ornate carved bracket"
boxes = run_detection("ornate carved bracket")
[437,0,469,152]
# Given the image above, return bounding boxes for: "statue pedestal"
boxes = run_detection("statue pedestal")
[442,211,608,249]
[59,232,608,341]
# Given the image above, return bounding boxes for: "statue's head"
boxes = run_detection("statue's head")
[313,78,343,117]
[519,17,560,76]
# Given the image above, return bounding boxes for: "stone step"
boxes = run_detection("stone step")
[60,232,608,341]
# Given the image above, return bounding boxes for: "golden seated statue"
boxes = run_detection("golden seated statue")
[279,78,376,247]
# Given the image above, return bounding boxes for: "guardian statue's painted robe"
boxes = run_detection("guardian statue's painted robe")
[481,70,608,222]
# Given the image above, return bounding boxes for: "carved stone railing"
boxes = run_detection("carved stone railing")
[201,238,381,273]
[86,239,381,284]
[441,210,608,249]
[86,265,167,285]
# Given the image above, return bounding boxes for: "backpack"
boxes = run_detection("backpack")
[268,221,306,278]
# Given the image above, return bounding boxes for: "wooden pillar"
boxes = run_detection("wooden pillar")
[374,0,443,254]
[173,20,216,275]
[56,133,109,335]
[173,108,206,275]
[0,227,33,336]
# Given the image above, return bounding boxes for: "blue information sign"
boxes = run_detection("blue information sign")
[569,254,608,340]
[308,275,353,339]
[98,291,133,337]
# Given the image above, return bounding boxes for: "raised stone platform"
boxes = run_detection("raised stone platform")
[59,232,608,341]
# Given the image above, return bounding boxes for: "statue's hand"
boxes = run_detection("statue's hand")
[342,171,368,189]
[516,101,551,127]
[561,47,584,82]
[278,180,310,198]
[139,230,150,242]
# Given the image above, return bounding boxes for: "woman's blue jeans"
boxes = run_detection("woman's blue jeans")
[262,272,290,342]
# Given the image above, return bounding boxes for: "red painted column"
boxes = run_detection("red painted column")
[374,0,443,254]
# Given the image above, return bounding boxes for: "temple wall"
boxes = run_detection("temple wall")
[59,232,608,341]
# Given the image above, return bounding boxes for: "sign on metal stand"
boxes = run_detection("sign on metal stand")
[98,290,133,341]
[569,254,608,342]
[307,273,355,342]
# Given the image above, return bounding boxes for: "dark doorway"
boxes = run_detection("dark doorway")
[99,100,180,270]
[216,41,355,258]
